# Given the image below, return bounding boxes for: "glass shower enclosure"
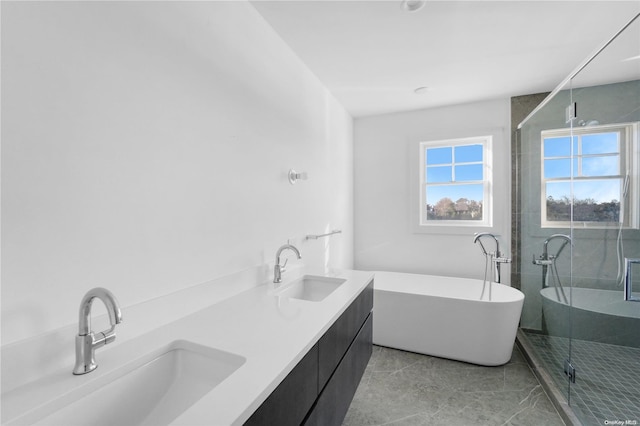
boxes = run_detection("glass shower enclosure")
[515,13,640,426]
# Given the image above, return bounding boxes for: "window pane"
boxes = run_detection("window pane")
[541,125,634,228]
[454,144,482,163]
[582,133,618,155]
[582,155,619,176]
[426,184,484,204]
[426,147,452,165]
[426,184,483,221]
[544,159,571,178]
[573,179,621,204]
[426,166,452,183]
[455,164,483,181]
[546,180,622,223]
[544,137,571,157]
[546,182,571,221]
[546,181,571,201]
[573,180,621,222]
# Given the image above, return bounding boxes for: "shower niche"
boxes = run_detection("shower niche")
[514,13,640,426]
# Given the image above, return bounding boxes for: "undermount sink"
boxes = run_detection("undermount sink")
[276,275,347,302]
[36,340,245,426]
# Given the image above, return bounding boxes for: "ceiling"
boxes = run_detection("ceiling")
[251,1,640,117]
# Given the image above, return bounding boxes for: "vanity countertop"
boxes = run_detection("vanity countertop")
[3,267,375,426]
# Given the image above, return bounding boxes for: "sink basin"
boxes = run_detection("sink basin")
[35,340,245,426]
[276,275,347,302]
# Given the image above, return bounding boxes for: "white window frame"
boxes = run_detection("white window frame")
[541,122,639,229]
[418,135,493,228]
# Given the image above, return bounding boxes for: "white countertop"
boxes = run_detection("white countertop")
[2,267,375,426]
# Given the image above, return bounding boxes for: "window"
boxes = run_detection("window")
[420,136,492,227]
[541,122,639,228]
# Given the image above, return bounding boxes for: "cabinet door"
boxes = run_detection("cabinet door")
[244,343,319,426]
[305,313,373,426]
[318,280,373,390]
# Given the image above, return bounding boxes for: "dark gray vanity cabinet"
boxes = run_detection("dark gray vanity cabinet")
[317,280,374,391]
[305,314,372,426]
[244,280,373,426]
[244,343,319,426]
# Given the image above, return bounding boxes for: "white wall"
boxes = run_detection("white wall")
[1,1,353,345]
[354,99,511,279]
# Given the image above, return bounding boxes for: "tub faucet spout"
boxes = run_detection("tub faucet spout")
[473,233,510,283]
[73,287,123,375]
[274,243,302,283]
[543,234,572,259]
[534,234,572,291]
[473,232,500,257]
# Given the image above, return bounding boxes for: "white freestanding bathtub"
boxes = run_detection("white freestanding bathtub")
[373,271,525,366]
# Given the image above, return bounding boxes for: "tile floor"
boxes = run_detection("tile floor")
[343,345,564,426]
[524,332,640,426]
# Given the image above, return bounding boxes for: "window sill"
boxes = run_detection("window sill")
[412,223,501,236]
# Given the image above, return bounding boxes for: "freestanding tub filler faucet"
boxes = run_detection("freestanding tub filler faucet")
[274,243,302,283]
[73,287,123,375]
[473,232,511,284]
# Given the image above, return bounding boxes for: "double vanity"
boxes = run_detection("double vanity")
[2,268,374,425]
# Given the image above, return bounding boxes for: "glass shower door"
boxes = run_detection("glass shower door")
[566,13,640,425]
[517,77,576,405]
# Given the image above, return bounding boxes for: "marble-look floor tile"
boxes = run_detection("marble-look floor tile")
[343,345,564,426]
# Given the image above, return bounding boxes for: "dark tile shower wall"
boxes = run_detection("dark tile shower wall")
[510,93,549,292]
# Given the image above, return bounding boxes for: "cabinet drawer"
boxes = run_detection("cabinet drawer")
[244,343,319,426]
[318,280,373,390]
[305,313,373,426]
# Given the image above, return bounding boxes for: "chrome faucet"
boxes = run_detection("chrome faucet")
[533,234,572,295]
[532,234,570,269]
[73,287,123,375]
[532,234,572,268]
[542,234,572,260]
[274,243,302,283]
[473,232,500,256]
[473,232,511,283]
